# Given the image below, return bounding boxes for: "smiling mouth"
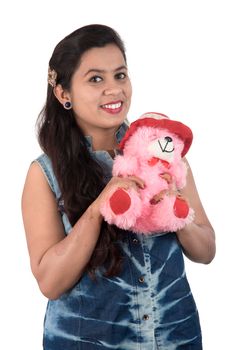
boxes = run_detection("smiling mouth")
[100,101,123,114]
[158,139,174,153]
[101,101,122,110]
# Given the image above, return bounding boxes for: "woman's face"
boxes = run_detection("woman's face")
[69,44,132,135]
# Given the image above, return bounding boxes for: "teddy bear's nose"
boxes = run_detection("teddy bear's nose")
[165,136,172,142]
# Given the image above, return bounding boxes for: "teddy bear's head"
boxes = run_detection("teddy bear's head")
[120,112,193,166]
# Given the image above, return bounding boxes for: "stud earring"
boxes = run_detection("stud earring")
[64,101,72,110]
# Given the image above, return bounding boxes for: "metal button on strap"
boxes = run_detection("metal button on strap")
[138,276,145,283]
[143,314,149,321]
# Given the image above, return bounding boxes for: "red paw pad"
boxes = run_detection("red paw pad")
[109,189,131,214]
[173,197,189,218]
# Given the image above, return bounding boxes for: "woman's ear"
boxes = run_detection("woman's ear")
[53,84,71,106]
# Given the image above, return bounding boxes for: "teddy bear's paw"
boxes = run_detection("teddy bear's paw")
[173,196,189,218]
[109,188,131,214]
[100,188,143,230]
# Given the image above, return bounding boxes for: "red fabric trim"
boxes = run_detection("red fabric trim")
[148,157,170,168]
[109,189,131,214]
[173,196,189,218]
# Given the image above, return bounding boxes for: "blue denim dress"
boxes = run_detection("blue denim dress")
[35,124,202,350]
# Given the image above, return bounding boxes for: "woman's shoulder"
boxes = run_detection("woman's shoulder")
[34,153,52,169]
[29,153,60,197]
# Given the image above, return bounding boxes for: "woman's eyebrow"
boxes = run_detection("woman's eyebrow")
[114,65,127,71]
[84,65,127,77]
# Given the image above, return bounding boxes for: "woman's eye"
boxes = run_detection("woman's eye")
[115,72,127,80]
[89,76,103,83]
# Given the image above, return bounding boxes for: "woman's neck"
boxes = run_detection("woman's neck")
[86,128,119,151]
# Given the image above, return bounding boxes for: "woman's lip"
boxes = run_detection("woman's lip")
[100,101,124,114]
[100,100,122,107]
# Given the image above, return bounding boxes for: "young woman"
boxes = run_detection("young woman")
[22,24,215,350]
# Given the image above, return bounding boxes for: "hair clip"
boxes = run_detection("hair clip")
[48,67,57,87]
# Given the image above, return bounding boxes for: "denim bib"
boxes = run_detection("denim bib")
[35,123,202,350]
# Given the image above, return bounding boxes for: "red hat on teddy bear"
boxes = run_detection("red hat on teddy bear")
[120,112,193,157]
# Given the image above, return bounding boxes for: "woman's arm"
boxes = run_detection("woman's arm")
[22,162,103,300]
[22,162,144,300]
[176,159,216,264]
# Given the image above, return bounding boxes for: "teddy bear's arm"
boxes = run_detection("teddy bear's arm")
[170,160,188,188]
[112,155,139,177]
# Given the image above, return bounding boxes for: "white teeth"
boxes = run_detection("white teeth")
[102,102,122,109]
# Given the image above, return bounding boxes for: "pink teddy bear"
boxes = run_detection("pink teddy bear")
[100,112,194,234]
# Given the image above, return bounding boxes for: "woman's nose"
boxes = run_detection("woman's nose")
[103,82,122,96]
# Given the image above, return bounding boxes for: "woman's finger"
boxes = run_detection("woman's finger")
[126,175,145,189]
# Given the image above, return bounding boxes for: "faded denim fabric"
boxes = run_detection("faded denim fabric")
[35,123,202,350]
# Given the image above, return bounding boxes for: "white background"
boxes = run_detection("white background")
[1,0,243,349]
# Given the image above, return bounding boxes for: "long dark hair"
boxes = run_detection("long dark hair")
[37,24,127,278]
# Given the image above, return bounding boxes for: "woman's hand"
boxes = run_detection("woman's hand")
[90,175,145,216]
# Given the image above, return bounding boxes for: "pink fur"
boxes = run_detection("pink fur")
[100,115,194,234]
